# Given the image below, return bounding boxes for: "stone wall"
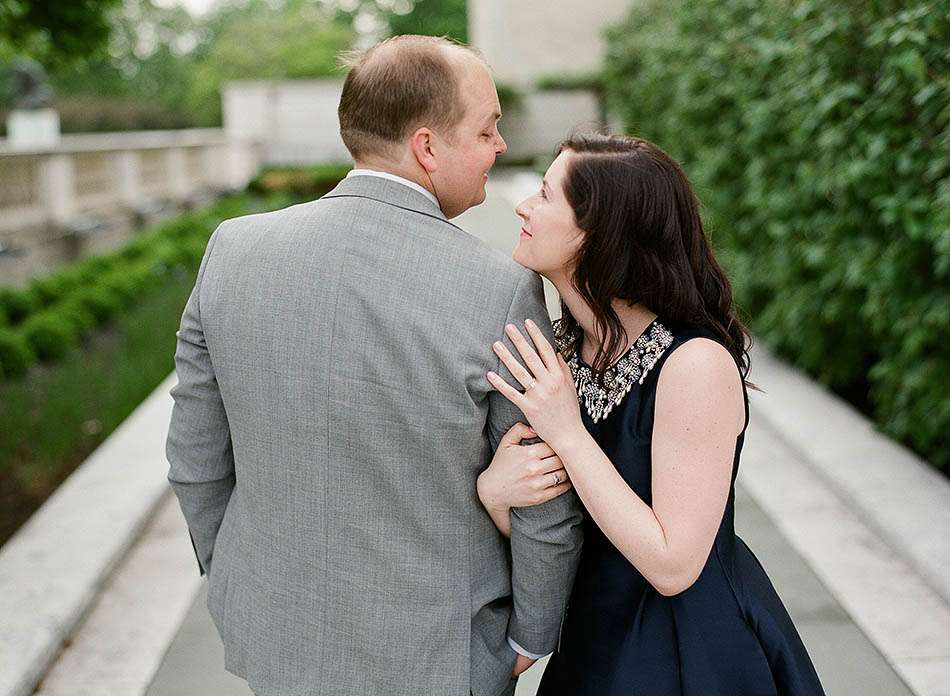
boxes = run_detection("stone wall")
[0,130,258,286]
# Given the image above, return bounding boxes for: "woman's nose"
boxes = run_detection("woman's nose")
[515,198,530,220]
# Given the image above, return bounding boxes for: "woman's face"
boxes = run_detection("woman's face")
[512,150,585,282]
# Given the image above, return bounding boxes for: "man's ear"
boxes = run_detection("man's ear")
[409,127,438,173]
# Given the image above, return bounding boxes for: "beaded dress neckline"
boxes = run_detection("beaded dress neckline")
[554,318,675,423]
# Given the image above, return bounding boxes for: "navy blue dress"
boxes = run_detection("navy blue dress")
[537,319,824,696]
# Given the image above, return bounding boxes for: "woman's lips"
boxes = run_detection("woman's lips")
[520,227,532,238]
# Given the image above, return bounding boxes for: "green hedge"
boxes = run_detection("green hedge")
[604,0,949,468]
[0,194,291,379]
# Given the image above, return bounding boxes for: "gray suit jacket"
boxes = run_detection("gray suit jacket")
[166,175,583,696]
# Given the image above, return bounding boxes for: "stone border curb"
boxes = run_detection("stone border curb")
[0,374,177,696]
[748,344,950,602]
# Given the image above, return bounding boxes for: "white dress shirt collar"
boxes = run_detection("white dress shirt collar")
[346,168,441,210]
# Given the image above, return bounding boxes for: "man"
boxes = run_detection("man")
[166,35,583,696]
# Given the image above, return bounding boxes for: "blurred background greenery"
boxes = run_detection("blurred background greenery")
[0,0,466,133]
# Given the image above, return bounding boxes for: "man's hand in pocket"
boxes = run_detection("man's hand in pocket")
[512,653,536,677]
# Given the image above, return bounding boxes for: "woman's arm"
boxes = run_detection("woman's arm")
[488,323,743,596]
[477,422,574,538]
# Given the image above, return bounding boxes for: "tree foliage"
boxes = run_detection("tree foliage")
[605,0,949,468]
[1,0,354,129]
[185,1,353,125]
[385,0,467,43]
[0,0,467,130]
[0,0,123,68]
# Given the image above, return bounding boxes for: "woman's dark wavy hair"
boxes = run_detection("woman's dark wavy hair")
[554,132,752,384]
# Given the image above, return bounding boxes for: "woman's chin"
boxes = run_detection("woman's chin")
[512,246,534,270]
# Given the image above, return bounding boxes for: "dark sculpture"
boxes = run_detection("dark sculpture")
[10,57,53,110]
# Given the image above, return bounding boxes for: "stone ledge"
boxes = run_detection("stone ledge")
[748,343,950,603]
[0,374,176,696]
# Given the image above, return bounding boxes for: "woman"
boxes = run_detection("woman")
[477,133,825,695]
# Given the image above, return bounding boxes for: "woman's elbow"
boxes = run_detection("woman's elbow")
[650,565,703,597]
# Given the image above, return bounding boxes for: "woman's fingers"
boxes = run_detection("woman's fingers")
[504,323,547,378]
[557,352,574,381]
[492,340,537,389]
[500,422,536,447]
[536,467,570,490]
[524,319,560,373]
[535,480,573,505]
[487,370,527,409]
[524,442,555,459]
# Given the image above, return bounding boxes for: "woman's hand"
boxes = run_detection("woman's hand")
[477,423,573,536]
[487,319,585,450]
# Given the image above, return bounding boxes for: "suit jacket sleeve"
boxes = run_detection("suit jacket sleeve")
[487,270,585,656]
[166,223,235,576]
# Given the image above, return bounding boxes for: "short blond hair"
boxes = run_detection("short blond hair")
[338,35,485,159]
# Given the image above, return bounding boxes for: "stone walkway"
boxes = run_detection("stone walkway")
[30,171,934,696]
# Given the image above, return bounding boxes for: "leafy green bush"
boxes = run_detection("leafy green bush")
[72,255,116,282]
[54,95,197,133]
[0,330,32,379]
[495,83,525,114]
[57,298,97,337]
[605,0,949,468]
[151,240,191,269]
[248,164,352,199]
[22,312,78,362]
[0,288,37,325]
[73,285,122,326]
[537,72,605,93]
[31,270,83,308]
[99,269,140,308]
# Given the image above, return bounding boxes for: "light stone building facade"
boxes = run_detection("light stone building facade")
[468,0,633,87]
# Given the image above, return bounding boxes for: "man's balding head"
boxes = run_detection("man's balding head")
[338,35,485,160]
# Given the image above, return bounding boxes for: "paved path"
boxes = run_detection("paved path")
[36,172,920,695]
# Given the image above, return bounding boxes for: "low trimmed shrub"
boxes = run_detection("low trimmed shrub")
[57,297,98,337]
[73,285,122,325]
[0,288,37,325]
[248,164,352,199]
[21,312,78,362]
[31,270,83,308]
[0,330,32,379]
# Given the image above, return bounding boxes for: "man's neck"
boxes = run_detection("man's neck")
[352,158,437,199]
